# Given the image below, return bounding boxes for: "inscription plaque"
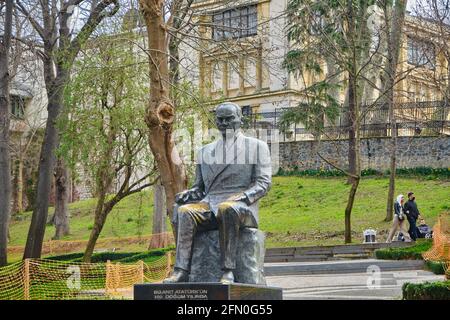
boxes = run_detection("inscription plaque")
[134,283,283,300]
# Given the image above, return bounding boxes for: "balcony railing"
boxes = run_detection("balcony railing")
[242,100,450,142]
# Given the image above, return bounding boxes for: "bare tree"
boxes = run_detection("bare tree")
[138,0,191,236]
[383,0,408,221]
[282,0,375,243]
[17,0,120,259]
[6,7,47,216]
[0,0,14,266]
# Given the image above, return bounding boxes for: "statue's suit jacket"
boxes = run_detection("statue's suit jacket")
[174,131,272,226]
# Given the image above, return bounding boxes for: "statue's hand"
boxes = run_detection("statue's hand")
[175,191,188,204]
[226,193,250,205]
[175,188,205,204]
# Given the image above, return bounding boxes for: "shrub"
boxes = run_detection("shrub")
[402,281,450,300]
[374,239,433,260]
[425,260,446,275]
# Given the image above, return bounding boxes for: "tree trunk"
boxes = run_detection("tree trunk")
[344,1,361,243]
[384,0,408,222]
[84,171,124,263]
[386,134,397,221]
[345,175,360,243]
[23,79,65,259]
[345,71,361,243]
[52,157,70,239]
[0,0,13,266]
[347,114,357,184]
[83,192,108,262]
[13,156,24,214]
[139,0,188,238]
[149,182,168,249]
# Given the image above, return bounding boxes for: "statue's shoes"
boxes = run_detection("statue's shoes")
[163,268,189,283]
[220,271,234,284]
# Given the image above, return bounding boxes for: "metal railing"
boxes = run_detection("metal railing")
[242,100,450,142]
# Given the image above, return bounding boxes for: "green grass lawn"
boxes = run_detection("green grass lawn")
[259,176,449,247]
[9,191,154,246]
[8,176,450,252]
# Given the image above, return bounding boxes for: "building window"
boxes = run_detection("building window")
[11,95,26,119]
[407,37,436,69]
[212,5,257,41]
[241,105,252,116]
[244,58,257,88]
[211,62,223,92]
[228,60,240,90]
[309,11,325,36]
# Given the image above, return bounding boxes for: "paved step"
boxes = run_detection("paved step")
[265,242,413,263]
[266,270,444,300]
[264,259,425,276]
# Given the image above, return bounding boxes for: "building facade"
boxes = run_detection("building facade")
[181,0,449,140]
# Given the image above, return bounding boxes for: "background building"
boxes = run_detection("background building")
[181,0,450,140]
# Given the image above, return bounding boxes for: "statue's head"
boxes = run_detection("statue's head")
[215,102,242,134]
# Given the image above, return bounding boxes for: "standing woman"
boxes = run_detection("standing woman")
[386,195,412,243]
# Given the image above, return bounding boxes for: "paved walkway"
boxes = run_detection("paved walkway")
[266,270,445,300]
[264,259,425,275]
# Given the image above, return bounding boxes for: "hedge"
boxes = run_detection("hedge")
[402,281,450,300]
[276,167,450,178]
[46,246,175,263]
[374,239,433,260]
[425,260,447,275]
[45,251,140,263]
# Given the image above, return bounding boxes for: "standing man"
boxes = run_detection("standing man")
[404,192,421,241]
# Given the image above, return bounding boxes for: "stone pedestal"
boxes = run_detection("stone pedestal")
[188,228,266,285]
[134,283,283,300]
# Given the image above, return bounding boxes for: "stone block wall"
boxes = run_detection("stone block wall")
[278,136,449,171]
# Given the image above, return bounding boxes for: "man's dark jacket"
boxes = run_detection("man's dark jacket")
[404,200,420,220]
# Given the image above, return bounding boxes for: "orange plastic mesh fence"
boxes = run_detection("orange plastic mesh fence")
[422,214,450,276]
[7,232,174,257]
[0,252,174,300]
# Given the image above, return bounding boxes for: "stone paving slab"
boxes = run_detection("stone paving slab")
[266,270,445,300]
[264,259,425,276]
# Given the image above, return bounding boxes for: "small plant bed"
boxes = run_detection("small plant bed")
[402,281,450,300]
[375,239,433,260]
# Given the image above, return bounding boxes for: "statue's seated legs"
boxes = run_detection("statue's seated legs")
[174,202,218,272]
[216,201,257,272]
[166,200,258,284]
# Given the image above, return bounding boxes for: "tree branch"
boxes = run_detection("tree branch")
[69,0,120,61]
[316,152,359,179]
[15,0,46,40]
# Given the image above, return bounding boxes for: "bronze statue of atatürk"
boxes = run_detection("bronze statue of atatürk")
[164,102,272,284]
